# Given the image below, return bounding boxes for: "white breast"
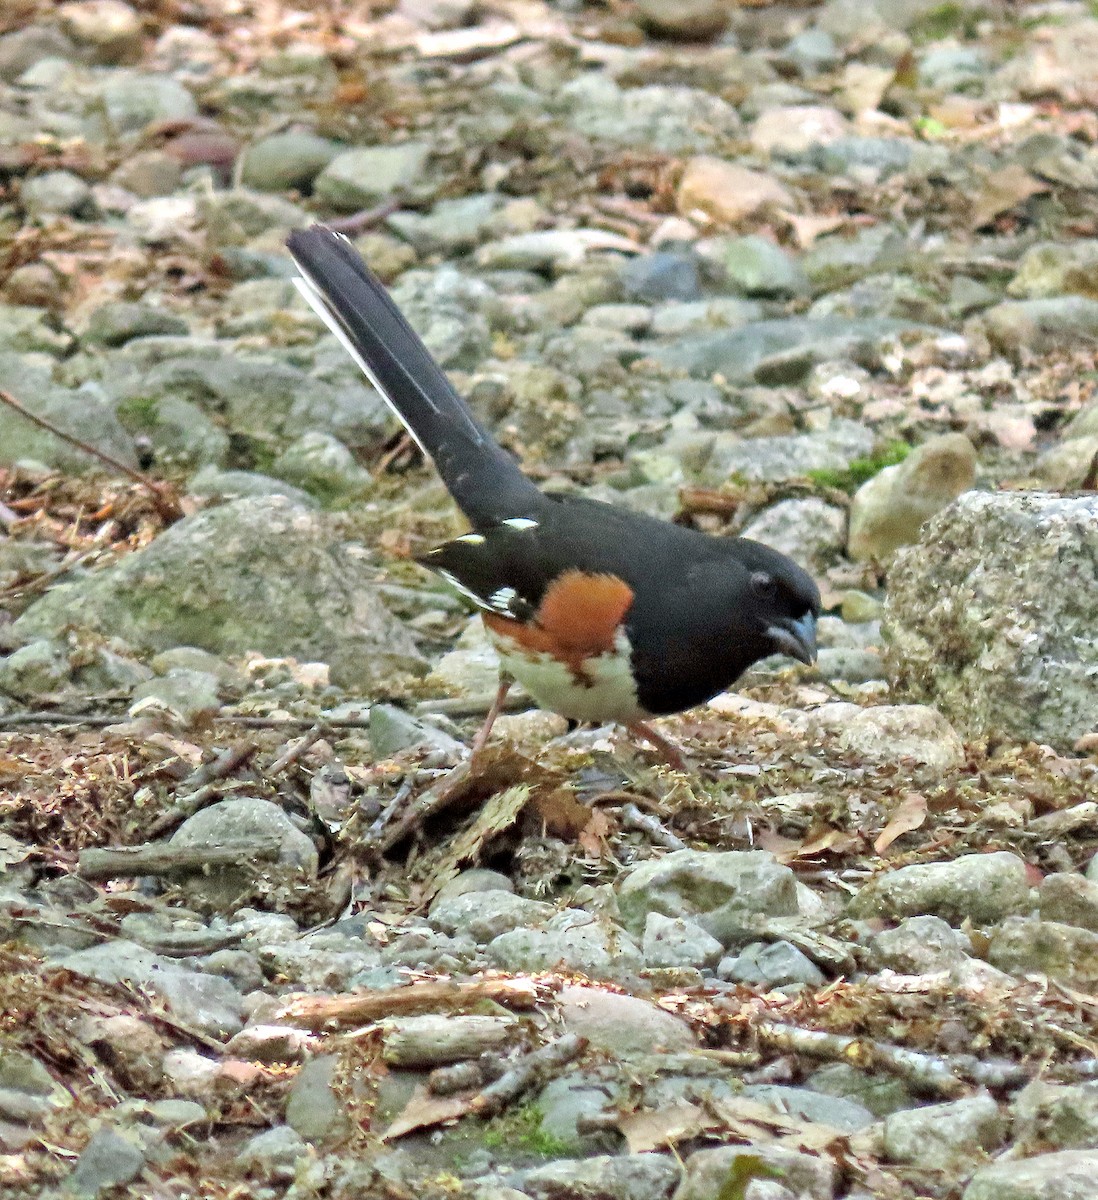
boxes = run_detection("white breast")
[485,627,647,724]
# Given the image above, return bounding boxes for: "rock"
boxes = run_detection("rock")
[93,72,198,136]
[617,850,799,939]
[57,941,244,1038]
[432,868,514,902]
[882,1094,1006,1167]
[240,130,341,192]
[270,432,373,503]
[1013,1080,1098,1152]
[236,1125,309,1177]
[963,1149,1098,1200]
[108,150,183,197]
[1039,873,1098,933]
[849,852,1032,925]
[814,137,914,181]
[982,297,1098,355]
[676,159,793,226]
[555,985,697,1056]
[368,704,463,758]
[655,317,922,386]
[285,1055,350,1144]
[750,105,850,157]
[807,1063,914,1118]
[0,639,71,700]
[0,363,134,472]
[847,434,976,563]
[487,910,644,986]
[12,497,425,690]
[387,193,501,254]
[781,29,840,76]
[171,797,318,908]
[884,492,1098,749]
[199,189,309,246]
[642,913,724,970]
[559,75,740,155]
[995,15,1098,104]
[870,915,971,973]
[82,301,188,346]
[0,26,75,82]
[130,668,221,724]
[803,226,909,291]
[675,1144,835,1200]
[1034,435,1098,490]
[21,170,93,219]
[804,702,965,771]
[519,1153,680,1200]
[187,467,315,506]
[710,419,876,484]
[741,498,846,575]
[634,0,729,41]
[66,1127,146,1196]
[717,235,807,298]
[477,230,635,274]
[428,891,553,944]
[744,1084,873,1133]
[719,940,826,988]
[58,1,142,64]
[314,143,431,212]
[1008,240,1098,299]
[621,253,702,304]
[988,917,1098,990]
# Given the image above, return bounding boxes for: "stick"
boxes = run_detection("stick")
[470,1033,587,1116]
[77,836,284,881]
[754,1021,965,1099]
[0,388,183,522]
[380,1014,519,1068]
[267,724,326,776]
[620,802,687,850]
[276,977,546,1031]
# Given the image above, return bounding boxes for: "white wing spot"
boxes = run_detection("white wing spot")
[455,533,486,545]
[438,569,487,608]
[488,587,518,612]
[502,517,538,530]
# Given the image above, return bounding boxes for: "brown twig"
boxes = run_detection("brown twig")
[77,835,283,881]
[470,1032,587,1116]
[276,977,547,1032]
[620,801,687,850]
[267,724,327,776]
[0,387,184,522]
[325,199,403,236]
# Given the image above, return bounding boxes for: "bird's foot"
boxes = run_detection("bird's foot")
[626,721,691,772]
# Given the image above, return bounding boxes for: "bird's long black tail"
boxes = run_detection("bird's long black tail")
[287,225,542,528]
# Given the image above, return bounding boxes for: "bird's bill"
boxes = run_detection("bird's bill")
[766,612,817,665]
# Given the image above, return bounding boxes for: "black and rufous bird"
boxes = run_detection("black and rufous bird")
[287,226,820,768]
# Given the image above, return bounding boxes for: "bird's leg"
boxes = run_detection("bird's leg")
[471,675,513,760]
[626,721,688,771]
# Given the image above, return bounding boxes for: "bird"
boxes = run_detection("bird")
[286,225,820,768]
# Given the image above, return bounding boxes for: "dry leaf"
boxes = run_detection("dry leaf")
[525,788,590,839]
[578,808,614,859]
[874,791,928,855]
[969,164,1048,230]
[778,210,845,248]
[617,1101,711,1153]
[421,784,532,901]
[384,1086,474,1140]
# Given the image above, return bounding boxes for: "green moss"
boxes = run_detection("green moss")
[480,1103,571,1157]
[114,392,161,431]
[911,3,980,42]
[806,440,911,492]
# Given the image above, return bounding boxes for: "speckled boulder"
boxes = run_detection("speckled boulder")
[885,492,1098,749]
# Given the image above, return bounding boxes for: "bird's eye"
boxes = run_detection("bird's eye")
[751,571,777,597]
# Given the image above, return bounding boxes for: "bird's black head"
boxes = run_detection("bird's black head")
[732,537,821,666]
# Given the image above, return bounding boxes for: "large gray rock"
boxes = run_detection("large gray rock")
[314,143,431,212]
[617,850,799,939]
[964,1150,1098,1200]
[558,75,740,155]
[847,434,976,563]
[13,497,425,689]
[0,355,136,472]
[674,1144,834,1200]
[885,492,1098,749]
